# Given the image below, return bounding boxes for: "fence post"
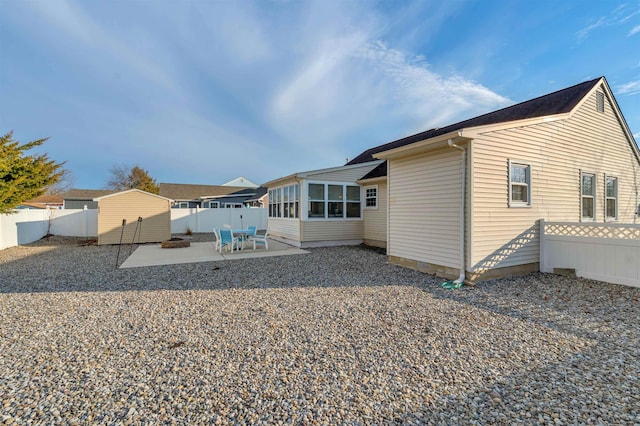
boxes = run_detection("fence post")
[539,218,546,273]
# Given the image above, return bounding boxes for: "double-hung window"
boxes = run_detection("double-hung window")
[581,172,596,221]
[605,175,618,221]
[509,161,531,207]
[364,186,378,209]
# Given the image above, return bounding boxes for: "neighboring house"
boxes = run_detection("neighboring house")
[200,187,269,209]
[244,186,269,208]
[158,183,268,208]
[63,189,117,209]
[19,194,64,210]
[222,176,259,188]
[159,183,248,208]
[266,76,640,282]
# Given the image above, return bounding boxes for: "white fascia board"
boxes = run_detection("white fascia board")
[93,188,174,203]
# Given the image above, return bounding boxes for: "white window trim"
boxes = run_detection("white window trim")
[268,184,299,219]
[508,160,532,208]
[175,201,189,208]
[305,180,362,221]
[363,185,378,210]
[604,174,618,222]
[580,171,596,222]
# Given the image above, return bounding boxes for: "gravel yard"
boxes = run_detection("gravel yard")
[1,235,639,425]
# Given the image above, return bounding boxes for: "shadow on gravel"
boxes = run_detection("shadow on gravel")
[2,239,639,423]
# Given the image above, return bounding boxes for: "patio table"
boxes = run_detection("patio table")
[232,229,251,250]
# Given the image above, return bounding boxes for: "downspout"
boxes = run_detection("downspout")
[448,139,466,285]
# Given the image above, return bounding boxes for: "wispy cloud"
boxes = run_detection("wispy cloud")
[616,80,640,95]
[577,3,640,41]
[577,16,606,41]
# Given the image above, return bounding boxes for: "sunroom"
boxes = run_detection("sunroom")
[263,161,383,247]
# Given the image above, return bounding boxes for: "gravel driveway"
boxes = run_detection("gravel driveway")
[1,235,639,424]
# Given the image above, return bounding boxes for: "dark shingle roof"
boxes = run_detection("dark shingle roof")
[347,77,602,165]
[359,162,387,180]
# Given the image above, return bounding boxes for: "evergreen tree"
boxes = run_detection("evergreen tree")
[0,131,65,214]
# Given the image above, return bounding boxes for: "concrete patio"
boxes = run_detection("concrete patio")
[120,238,308,268]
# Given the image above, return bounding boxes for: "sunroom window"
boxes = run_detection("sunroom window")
[346,186,361,217]
[268,184,299,218]
[308,184,325,218]
[307,183,361,219]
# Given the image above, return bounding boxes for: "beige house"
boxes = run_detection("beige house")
[266,76,639,283]
[94,189,173,245]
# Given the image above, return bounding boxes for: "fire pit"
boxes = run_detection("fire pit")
[161,238,191,249]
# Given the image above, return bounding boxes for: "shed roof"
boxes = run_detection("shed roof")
[93,189,173,202]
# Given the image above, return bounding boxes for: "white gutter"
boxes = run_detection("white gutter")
[448,139,466,285]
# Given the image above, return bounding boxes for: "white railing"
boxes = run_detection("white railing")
[540,219,640,288]
[0,207,267,250]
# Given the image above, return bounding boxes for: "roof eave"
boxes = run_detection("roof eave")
[263,160,384,187]
[373,131,465,160]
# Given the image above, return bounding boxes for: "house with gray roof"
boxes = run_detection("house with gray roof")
[159,183,268,208]
[63,189,118,209]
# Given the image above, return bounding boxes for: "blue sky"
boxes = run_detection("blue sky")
[1,0,639,189]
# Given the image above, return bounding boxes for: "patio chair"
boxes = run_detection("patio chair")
[247,226,257,236]
[218,228,239,253]
[213,226,221,251]
[251,229,269,250]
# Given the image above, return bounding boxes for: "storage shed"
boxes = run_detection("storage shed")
[94,189,173,245]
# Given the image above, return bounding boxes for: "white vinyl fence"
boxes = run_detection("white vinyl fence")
[0,208,98,250]
[540,219,640,288]
[170,207,267,234]
[0,207,267,250]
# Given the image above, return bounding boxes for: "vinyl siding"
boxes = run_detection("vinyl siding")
[363,181,387,246]
[268,218,301,241]
[97,191,171,245]
[471,85,640,271]
[388,149,462,269]
[302,220,364,242]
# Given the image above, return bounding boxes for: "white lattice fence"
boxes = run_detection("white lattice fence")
[540,220,640,288]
